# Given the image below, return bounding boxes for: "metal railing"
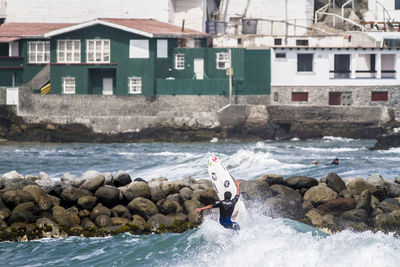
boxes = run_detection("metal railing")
[315,1,331,24]
[341,0,354,22]
[317,12,365,31]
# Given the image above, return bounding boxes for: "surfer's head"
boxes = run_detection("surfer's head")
[224,191,232,201]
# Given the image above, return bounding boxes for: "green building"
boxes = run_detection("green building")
[0,19,270,96]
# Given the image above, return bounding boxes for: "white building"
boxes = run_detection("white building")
[271,47,400,116]
[1,0,207,32]
[365,0,400,22]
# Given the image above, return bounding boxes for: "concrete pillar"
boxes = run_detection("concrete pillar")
[351,53,357,79]
[376,52,381,79]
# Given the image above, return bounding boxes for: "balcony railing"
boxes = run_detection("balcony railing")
[381,70,396,79]
[355,70,377,79]
[329,70,351,79]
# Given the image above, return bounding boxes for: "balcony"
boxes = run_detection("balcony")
[0,56,23,69]
[329,70,351,79]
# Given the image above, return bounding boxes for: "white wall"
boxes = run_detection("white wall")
[173,0,206,32]
[367,0,400,21]
[0,0,6,17]
[5,0,171,23]
[271,48,400,86]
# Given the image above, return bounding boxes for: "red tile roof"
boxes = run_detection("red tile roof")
[0,23,75,37]
[99,18,208,37]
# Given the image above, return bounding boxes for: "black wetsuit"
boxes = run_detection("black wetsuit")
[212,195,240,230]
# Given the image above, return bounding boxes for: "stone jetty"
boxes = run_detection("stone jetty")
[1,170,400,241]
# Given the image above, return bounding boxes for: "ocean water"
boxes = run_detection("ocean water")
[1,137,400,266]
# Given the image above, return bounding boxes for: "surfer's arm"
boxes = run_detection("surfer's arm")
[195,205,212,213]
[235,180,240,196]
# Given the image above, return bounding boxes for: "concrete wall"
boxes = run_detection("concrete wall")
[173,0,206,32]
[0,88,6,104]
[271,48,400,86]
[17,88,269,133]
[271,85,400,118]
[366,0,400,22]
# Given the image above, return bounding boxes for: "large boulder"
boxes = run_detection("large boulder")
[0,178,36,191]
[373,213,400,231]
[8,202,40,224]
[316,198,356,216]
[121,182,151,201]
[111,205,132,219]
[240,178,272,202]
[167,213,188,222]
[346,178,376,194]
[111,217,131,226]
[284,176,318,190]
[149,184,166,203]
[264,195,304,220]
[60,173,76,184]
[113,171,131,187]
[79,174,105,192]
[367,174,385,187]
[183,199,203,214]
[23,185,57,211]
[94,186,119,205]
[0,199,11,220]
[52,205,80,228]
[80,217,97,230]
[303,185,338,206]
[104,172,113,186]
[188,211,202,224]
[147,214,175,231]
[166,193,183,204]
[157,199,177,215]
[160,182,180,196]
[179,187,193,201]
[90,204,111,221]
[2,189,34,207]
[77,196,98,210]
[382,182,400,198]
[270,184,302,202]
[1,170,24,180]
[341,209,368,223]
[60,187,92,204]
[131,215,146,230]
[256,174,284,186]
[379,198,400,213]
[325,173,346,193]
[199,189,219,205]
[127,197,158,220]
[356,190,372,214]
[305,209,324,227]
[95,215,113,227]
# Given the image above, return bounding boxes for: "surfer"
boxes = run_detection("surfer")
[331,158,339,165]
[195,180,241,230]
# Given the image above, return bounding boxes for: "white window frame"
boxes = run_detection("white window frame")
[57,40,81,63]
[157,39,168,58]
[128,77,142,94]
[175,54,185,70]
[86,39,110,63]
[216,52,230,69]
[130,39,149,58]
[62,77,75,94]
[28,41,50,63]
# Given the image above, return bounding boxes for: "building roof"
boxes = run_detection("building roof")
[45,18,208,38]
[0,23,75,38]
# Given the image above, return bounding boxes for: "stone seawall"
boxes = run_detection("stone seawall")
[2,170,400,241]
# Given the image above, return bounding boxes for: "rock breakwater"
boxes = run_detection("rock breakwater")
[1,170,400,241]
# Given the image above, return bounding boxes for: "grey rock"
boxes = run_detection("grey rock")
[157,199,177,215]
[341,209,368,223]
[240,178,272,202]
[2,189,34,207]
[61,172,76,184]
[199,189,218,206]
[79,174,105,192]
[188,211,202,224]
[80,217,97,230]
[367,174,385,187]
[39,172,52,182]
[284,176,318,190]
[395,176,400,185]
[0,198,11,220]
[77,196,98,210]
[182,176,197,185]
[131,215,146,230]
[147,213,175,231]
[265,195,304,220]
[36,217,57,227]
[79,209,91,218]
[270,184,302,202]
[326,173,346,193]
[374,213,400,231]
[1,170,24,180]
[67,206,79,215]
[161,182,180,195]
[256,174,284,186]
[356,190,372,214]
[179,187,193,201]
[197,179,212,188]
[339,189,358,198]
[166,193,183,204]
[52,205,80,228]
[113,171,131,187]
[60,187,92,204]
[104,172,113,185]
[379,198,400,213]
[301,200,314,213]
[95,215,113,227]
[127,197,158,220]
[303,185,338,206]
[111,217,131,226]
[94,186,119,205]
[0,219,7,228]
[383,181,400,198]
[111,205,132,219]
[23,185,56,211]
[90,204,111,221]
[346,178,376,194]
[167,213,188,222]
[122,182,151,201]
[8,202,40,224]
[1,178,36,191]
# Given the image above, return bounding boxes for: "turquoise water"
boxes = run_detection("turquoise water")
[1,137,400,266]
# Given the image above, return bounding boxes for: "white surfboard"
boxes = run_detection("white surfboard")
[207,155,247,221]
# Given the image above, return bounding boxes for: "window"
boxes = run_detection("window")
[296,39,309,46]
[333,54,351,78]
[28,41,50,63]
[157,40,168,58]
[62,77,75,94]
[216,52,229,69]
[175,54,185,70]
[297,54,313,72]
[130,40,149,58]
[275,53,286,59]
[292,92,308,102]
[128,77,142,94]
[87,40,110,63]
[274,38,282,45]
[396,0,400,10]
[57,40,80,63]
[371,91,388,101]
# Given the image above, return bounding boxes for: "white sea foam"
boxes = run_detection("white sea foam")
[299,147,360,153]
[322,136,355,142]
[71,248,106,261]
